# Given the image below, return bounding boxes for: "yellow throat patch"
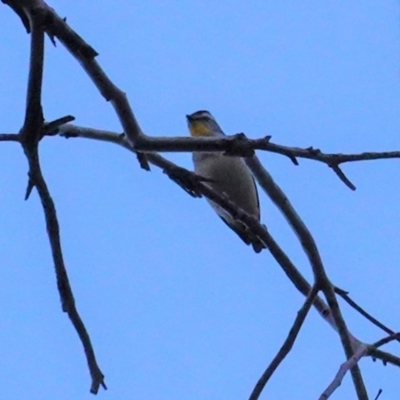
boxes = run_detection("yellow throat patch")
[188,121,214,137]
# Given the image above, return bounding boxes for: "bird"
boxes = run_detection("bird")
[186,110,266,253]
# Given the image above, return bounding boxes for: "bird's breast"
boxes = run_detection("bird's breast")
[193,153,259,218]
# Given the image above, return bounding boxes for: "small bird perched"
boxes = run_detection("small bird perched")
[186,110,266,253]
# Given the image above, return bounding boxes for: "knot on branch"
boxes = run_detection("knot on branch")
[306,146,322,155]
[137,153,150,171]
[223,133,255,157]
[42,115,75,138]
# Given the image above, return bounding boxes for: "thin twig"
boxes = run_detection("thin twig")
[320,333,400,400]
[374,389,383,400]
[372,333,400,349]
[329,164,356,190]
[0,134,20,141]
[319,343,369,400]
[41,114,75,137]
[335,287,400,343]
[368,347,400,367]
[248,285,320,400]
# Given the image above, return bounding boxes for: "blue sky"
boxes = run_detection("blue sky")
[1,1,400,399]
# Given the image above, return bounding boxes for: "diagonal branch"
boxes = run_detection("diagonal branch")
[56,125,353,332]
[57,125,330,310]
[2,1,397,398]
[335,287,400,343]
[5,2,392,191]
[245,156,368,400]
[58,125,400,371]
[320,333,400,400]
[248,284,320,400]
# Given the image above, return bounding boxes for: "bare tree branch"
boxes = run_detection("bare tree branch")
[329,164,356,190]
[19,2,44,145]
[60,123,400,398]
[320,333,400,400]
[58,124,333,315]
[24,148,107,393]
[368,347,400,367]
[245,156,368,399]
[2,0,399,398]
[58,125,400,369]
[8,1,107,394]
[134,134,400,191]
[4,0,148,170]
[248,284,320,400]
[0,134,20,141]
[335,287,400,343]
[320,343,369,400]
[131,131,400,165]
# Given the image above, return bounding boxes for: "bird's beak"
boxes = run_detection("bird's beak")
[186,114,193,122]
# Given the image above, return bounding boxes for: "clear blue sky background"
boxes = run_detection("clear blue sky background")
[1,2,400,399]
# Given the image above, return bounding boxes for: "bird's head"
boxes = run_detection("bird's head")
[186,110,224,137]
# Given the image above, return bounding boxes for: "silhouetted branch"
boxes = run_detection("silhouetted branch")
[368,347,400,367]
[24,147,107,394]
[329,164,356,190]
[7,1,106,394]
[0,134,20,142]
[41,115,75,137]
[249,284,320,400]
[4,0,147,170]
[57,125,369,351]
[134,132,400,190]
[320,333,400,400]
[245,155,368,399]
[335,287,400,343]
[3,0,399,398]
[20,2,44,145]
